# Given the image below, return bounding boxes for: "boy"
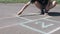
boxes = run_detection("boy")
[17,0,57,15]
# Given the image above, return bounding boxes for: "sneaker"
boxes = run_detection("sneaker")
[44,13,49,16]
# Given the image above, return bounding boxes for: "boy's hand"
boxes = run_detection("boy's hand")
[17,11,23,15]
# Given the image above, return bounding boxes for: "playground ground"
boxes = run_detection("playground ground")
[0,3,60,34]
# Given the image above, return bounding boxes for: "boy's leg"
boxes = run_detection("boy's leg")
[34,1,45,15]
[45,1,57,15]
[50,1,57,9]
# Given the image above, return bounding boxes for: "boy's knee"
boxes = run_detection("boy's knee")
[48,1,57,10]
[52,1,57,6]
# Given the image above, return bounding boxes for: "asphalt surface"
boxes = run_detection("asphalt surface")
[0,3,60,34]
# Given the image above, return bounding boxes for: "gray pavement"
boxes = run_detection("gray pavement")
[0,3,60,34]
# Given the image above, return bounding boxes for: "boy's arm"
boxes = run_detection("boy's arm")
[17,1,31,15]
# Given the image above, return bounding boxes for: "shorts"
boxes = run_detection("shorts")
[30,0,49,9]
[30,0,48,5]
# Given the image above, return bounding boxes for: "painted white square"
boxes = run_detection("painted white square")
[20,19,60,34]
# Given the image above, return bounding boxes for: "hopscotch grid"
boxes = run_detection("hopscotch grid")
[0,16,59,34]
[0,16,51,29]
[20,16,60,34]
[20,23,49,34]
[20,23,60,34]
[0,15,59,34]
[19,16,52,34]
[0,15,53,34]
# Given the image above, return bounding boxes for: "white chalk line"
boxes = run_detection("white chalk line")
[0,14,18,20]
[23,13,40,15]
[0,16,16,20]
[16,14,32,21]
[21,13,49,16]
[18,17,32,21]
[0,23,19,29]
[45,19,60,23]
[20,16,51,24]
[48,27,60,34]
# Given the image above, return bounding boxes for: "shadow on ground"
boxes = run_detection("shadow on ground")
[48,12,60,16]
